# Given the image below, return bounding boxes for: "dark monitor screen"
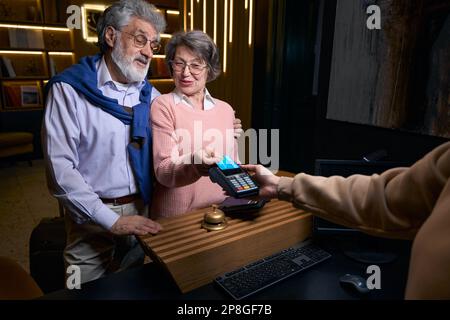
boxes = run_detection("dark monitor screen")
[314,159,411,178]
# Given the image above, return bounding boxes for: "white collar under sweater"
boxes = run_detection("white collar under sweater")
[172,88,216,110]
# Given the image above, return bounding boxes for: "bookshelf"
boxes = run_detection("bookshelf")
[0,0,182,110]
[0,0,74,110]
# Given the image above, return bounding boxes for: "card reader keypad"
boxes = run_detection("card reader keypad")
[230,173,257,192]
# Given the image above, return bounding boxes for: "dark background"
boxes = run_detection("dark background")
[252,0,449,174]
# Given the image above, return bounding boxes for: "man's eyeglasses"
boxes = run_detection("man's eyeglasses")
[118,30,161,53]
[170,60,208,75]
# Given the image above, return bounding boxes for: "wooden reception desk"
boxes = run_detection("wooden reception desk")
[138,199,312,293]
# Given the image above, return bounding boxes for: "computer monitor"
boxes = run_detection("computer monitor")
[313,159,413,264]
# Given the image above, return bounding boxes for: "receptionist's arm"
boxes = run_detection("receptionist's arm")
[243,141,450,240]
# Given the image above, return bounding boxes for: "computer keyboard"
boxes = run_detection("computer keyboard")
[214,239,331,300]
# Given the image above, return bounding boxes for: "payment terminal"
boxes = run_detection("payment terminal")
[209,156,259,198]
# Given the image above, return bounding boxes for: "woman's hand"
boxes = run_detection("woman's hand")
[233,117,243,139]
[192,147,222,175]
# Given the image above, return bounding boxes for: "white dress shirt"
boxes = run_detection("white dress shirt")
[172,88,216,110]
[43,56,160,230]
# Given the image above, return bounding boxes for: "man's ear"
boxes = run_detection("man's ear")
[104,26,116,48]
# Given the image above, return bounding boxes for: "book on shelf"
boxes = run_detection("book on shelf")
[0,58,5,77]
[3,85,21,107]
[27,30,45,48]
[8,29,27,47]
[8,29,45,49]
[0,57,16,77]
[49,57,57,76]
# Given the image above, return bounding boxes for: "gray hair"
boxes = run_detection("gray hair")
[165,30,221,82]
[96,0,166,54]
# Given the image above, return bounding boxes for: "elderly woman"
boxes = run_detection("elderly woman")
[150,30,239,218]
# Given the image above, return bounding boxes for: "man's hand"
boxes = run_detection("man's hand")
[111,215,162,236]
[241,164,280,199]
[233,117,243,139]
[192,147,222,175]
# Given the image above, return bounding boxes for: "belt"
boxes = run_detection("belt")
[100,194,141,206]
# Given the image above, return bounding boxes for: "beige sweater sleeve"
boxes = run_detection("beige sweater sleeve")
[404,176,450,299]
[278,142,450,240]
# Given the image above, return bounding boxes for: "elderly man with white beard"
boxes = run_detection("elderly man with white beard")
[42,0,167,284]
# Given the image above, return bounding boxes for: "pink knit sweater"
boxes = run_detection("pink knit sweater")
[150,93,238,218]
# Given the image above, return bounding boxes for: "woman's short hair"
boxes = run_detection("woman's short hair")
[97,0,166,54]
[165,30,221,82]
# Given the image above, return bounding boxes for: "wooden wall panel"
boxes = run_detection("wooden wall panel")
[181,0,255,129]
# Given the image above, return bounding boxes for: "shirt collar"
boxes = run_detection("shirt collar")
[172,88,216,110]
[97,56,146,92]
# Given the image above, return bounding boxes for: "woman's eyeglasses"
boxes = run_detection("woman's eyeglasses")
[117,30,161,53]
[170,60,208,75]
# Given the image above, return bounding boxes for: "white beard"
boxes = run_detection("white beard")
[111,37,150,83]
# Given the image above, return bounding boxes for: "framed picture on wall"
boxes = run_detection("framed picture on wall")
[82,5,106,42]
[20,85,40,107]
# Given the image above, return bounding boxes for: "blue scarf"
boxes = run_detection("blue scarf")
[45,53,153,204]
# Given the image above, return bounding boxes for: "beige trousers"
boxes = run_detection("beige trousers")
[63,199,147,285]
